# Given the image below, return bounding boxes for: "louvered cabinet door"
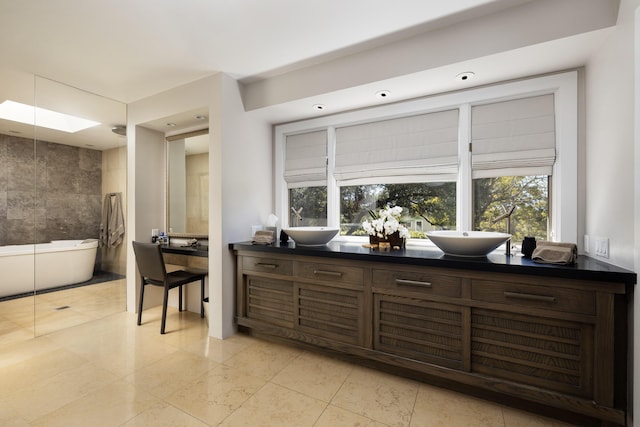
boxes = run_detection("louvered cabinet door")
[471,308,593,397]
[246,276,294,328]
[295,282,365,346]
[373,293,466,370]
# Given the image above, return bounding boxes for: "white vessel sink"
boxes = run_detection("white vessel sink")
[283,227,339,246]
[426,230,511,257]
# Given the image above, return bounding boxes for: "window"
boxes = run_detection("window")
[289,186,327,227]
[470,94,555,243]
[340,182,456,238]
[473,176,549,242]
[284,130,328,226]
[275,72,577,246]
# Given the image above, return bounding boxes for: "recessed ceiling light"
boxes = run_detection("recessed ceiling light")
[166,122,176,127]
[312,104,326,111]
[195,115,207,120]
[375,90,391,99]
[0,100,100,133]
[456,72,475,82]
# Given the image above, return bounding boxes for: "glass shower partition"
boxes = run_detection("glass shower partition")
[33,76,127,336]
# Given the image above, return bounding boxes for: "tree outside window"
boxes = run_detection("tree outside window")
[340,182,457,239]
[473,175,549,243]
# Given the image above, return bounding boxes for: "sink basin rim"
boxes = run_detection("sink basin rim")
[283,227,340,246]
[426,230,511,257]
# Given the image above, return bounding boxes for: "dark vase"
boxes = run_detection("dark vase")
[522,236,537,258]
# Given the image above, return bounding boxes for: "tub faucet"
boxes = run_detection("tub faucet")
[492,205,516,256]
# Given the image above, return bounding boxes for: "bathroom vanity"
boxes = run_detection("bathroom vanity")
[231,241,636,426]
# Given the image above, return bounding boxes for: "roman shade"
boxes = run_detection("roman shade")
[471,94,556,178]
[284,130,327,187]
[334,109,459,183]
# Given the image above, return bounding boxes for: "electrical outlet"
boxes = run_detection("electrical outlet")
[594,237,609,259]
[583,235,590,253]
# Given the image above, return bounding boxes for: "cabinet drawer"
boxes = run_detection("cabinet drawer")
[243,256,293,276]
[372,269,461,298]
[471,279,595,316]
[296,261,364,287]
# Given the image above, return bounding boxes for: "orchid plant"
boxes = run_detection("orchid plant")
[362,205,410,240]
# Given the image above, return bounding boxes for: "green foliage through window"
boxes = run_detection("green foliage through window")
[289,187,327,226]
[473,176,549,243]
[340,182,457,239]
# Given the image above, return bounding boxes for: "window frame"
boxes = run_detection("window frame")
[275,71,577,246]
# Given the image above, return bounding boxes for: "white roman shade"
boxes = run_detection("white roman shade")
[334,109,459,183]
[471,94,556,178]
[284,130,327,187]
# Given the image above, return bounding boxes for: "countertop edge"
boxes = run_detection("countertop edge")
[230,241,637,285]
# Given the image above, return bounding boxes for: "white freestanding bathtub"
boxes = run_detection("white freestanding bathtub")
[0,239,98,298]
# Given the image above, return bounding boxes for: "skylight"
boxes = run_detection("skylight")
[0,100,100,133]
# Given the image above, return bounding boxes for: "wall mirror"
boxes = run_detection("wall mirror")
[167,129,209,237]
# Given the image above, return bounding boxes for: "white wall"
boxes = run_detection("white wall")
[127,73,272,338]
[586,1,640,425]
[585,0,639,271]
[126,125,166,312]
[214,73,273,338]
[635,6,640,427]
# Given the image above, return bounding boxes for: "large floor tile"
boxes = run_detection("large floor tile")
[271,350,354,402]
[331,366,419,427]
[222,338,303,381]
[4,361,118,422]
[122,401,209,427]
[410,383,505,427]
[124,349,216,399]
[30,380,160,427]
[219,382,327,426]
[315,404,390,427]
[165,363,267,425]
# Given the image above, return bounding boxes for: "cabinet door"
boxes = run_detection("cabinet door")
[374,293,467,370]
[471,308,593,398]
[295,282,364,346]
[246,276,294,328]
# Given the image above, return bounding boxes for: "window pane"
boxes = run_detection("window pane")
[289,187,327,226]
[473,176,549,242]
[340,182,456,239]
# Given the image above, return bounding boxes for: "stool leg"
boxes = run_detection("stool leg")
[161,286,169,334]
[137,277,145,326]
[201,278,205,318]
[178,285,183,312]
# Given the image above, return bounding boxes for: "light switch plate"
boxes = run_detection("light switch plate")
[594,237,609,259]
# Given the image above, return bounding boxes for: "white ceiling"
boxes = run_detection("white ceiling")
[0,0,621,149]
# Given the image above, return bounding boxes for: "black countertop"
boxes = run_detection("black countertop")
[231,241,636,285]
[160,244,208,258]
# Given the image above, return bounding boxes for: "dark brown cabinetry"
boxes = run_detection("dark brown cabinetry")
[233,245,633,426]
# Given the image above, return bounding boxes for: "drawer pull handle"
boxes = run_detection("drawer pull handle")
[504,291,556,303]
[396,279,432,288]
[314,269,343,277]
[255,263,278,269]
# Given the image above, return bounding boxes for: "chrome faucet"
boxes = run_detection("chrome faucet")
[291,207,303,227]
[492,205,516,256]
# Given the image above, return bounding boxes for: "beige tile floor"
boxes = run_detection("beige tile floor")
[0,282,579,427]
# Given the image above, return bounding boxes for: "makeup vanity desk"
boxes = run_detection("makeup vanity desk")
[160,242,208,271]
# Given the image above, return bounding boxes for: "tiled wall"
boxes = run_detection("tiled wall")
[0,134,102,245]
